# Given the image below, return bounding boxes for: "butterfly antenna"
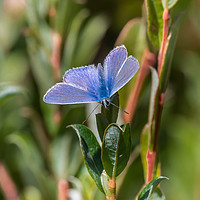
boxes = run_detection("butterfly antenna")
[109,101,129,114]
[82,104,100,124]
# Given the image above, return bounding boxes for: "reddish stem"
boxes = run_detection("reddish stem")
[146,150,156,183]
[158,8,170,77]
[51,31,62,82]
[153,93,165,152]
[57,179,68,200]
[109,177,116,200]
[0,162,20,200]
[50,32,62,125]
[123,49,156,123]
[146,8,170,183]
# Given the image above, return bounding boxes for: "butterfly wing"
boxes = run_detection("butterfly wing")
[103,45,139,97]
[103,45,127,94]
[110,55,139,96]
[43,83,99,104]
[44,65,100,104]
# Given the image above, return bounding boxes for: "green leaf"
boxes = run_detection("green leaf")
[115,19,147,61]
[102,123,131,178]
[162,0,178,9]
[151,188,166,200]
[101,92,119,123]
[7,132,44,169]
[72,15,108,66]
[145,0,164,48]
[25,0,46,26]
[0,51,28,83]
[100,170,111,198]
[22,186,42,200]
[54,0,73,38]
[148,67,159,125]
[70,124,104,193]
[8,132,56,200]
[137,176,168,200]
[50,134,82,178]
[26,23,53,94]
[96,113,109,141]
[154,162,161,180]
[148,67,159,151]
[62,9,89,70]
[0,84,25,106]
[140,124,150,181]
[159,15,182,92]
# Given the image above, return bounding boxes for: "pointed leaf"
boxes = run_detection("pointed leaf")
[159,15,182,92]
[73,15,108,66]
[137,176,168,200]
[96,113,109,141]
[102,123,131,178]
[154,161,161,179]
[140,124,150,180]
[145,0,164,48]
[50,134,82,178]
[148,67,159,125]
[0,84,25,106]
[100,170,111,198]
[115,19,147,60]
[7,132,56,200]
[70,124,104,193]
[151,187,166,200]
[62,9,89,69]
[162,0,178,9]
[7,132,43,168]
[54,0,72,37]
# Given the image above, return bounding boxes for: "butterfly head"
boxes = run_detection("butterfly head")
[101,98,110,109]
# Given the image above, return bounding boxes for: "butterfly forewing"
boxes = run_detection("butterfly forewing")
[63,65,99,96]
[110,55,139,96]
[43,83,99,104]
[103,45,127,95]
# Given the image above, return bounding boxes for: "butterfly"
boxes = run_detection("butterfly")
[43,45,139,108]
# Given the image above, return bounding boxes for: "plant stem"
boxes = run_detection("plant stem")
[146,8,170,183]
[153,8,170,153]
[58,179,68,200]
[146,93,164,183]
[51,31,62,83]
[109,177,116,200]
[153,93,165,152]
[158,8,170,77]
[0,161,20,200]
[146,150,156,183]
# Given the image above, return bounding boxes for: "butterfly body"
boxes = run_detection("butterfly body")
[43,45,139,107]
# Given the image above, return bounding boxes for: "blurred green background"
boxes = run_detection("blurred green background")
[0,0,200,199]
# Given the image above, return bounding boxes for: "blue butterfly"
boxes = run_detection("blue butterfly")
[43,45,139,108]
